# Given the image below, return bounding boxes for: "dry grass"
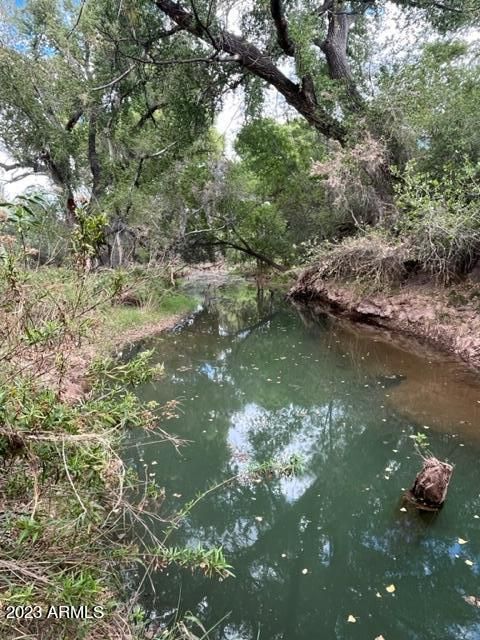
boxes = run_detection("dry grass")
[312,133,394,226]
[311,233,411,289]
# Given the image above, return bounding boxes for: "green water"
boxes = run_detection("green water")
[126,281,480,640]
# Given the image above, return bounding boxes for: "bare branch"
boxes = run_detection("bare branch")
[0,161,24,172]
[270,0,295,56]
[67,0,87,38]
[91,63,137,91]
[118,50,240,66]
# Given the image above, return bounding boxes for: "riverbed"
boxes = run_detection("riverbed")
[125,279,480,640]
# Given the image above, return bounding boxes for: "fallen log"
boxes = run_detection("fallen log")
[407,456,454,510]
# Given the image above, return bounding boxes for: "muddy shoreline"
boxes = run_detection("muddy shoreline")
[289,270,480,371]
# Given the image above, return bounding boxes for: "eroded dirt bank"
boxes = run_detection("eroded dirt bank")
[57,311,192,402]
[289,266,480,370]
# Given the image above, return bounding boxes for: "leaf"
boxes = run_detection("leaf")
[458,538,468,545]
[375,636,386,640]
[386,584,396,593]
[464,595,480,608]
[255,516,263,522]
[301,568,308,575]
[465,560,474,566]
[400,507,407,512]
[347,615,356,623]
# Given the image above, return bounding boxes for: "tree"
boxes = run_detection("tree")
[0,0,217,234]
[152,0,480,142]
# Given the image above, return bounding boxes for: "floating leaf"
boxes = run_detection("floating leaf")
[375,592,382,598]
[464,595,480,608]
[458,538,468,545]
[465,560,474,566]
[375,636,386,640]
[400,507,407,512]
[255,516,263,522]
[301,568,308,575]
[386,584,396,593]
[347,615,356,623]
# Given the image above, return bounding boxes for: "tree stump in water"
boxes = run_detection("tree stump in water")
[407,457,453,510]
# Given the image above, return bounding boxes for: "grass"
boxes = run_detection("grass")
[104,291,197,334]
[0,250,303,639]
[0,257,212,639]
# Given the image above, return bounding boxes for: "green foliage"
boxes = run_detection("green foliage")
[154,545,234,579]
[394,160,480,281]
[89,350,165,388]
[374,39,480,172]
[0,260,226,639]
[249,453,305,479]
[235,119,331,248]
[15,516,44,545]
[71,208,108,265]
[0,0,217,262]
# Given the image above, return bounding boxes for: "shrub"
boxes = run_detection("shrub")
[311,231,411,288]
[395,160,480,283]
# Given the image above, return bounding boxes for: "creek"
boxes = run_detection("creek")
[125,278,480,640]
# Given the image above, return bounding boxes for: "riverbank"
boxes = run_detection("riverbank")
[289,269,480,370]
[0,264,200,640]
[23,268,199,402]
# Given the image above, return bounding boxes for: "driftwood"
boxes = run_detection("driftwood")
[407,457,453,510]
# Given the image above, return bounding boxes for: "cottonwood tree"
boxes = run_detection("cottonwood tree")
[150,0,480,219]
[0,0,218,238]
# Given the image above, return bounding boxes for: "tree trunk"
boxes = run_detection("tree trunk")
[88,110,102,204]
[320,4,364,110]
[408,457,454,510]
[153,0,346,142]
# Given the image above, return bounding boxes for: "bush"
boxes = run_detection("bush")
[395,160,480,283]
[311,231,411,288]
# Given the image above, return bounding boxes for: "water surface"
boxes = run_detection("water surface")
[126,281,480,640]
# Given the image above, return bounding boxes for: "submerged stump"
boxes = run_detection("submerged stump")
[407,457,453,510]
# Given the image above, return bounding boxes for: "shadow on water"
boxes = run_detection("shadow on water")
[125,280,480,640]
[296,302,480,439]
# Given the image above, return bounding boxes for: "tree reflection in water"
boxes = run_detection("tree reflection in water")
[128,282,480,640]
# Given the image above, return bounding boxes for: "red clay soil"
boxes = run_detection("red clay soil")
[289,268,480,370]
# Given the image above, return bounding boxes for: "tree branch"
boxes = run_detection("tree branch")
[65,108,83,131]
[270,0,295,56]
[91,63,137,91]
[319,2,364,110]
[0,161,24,172]
[88,110,102,200]
[203,238,288,271]
[153,0,346,142]
[135,102,165,128]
